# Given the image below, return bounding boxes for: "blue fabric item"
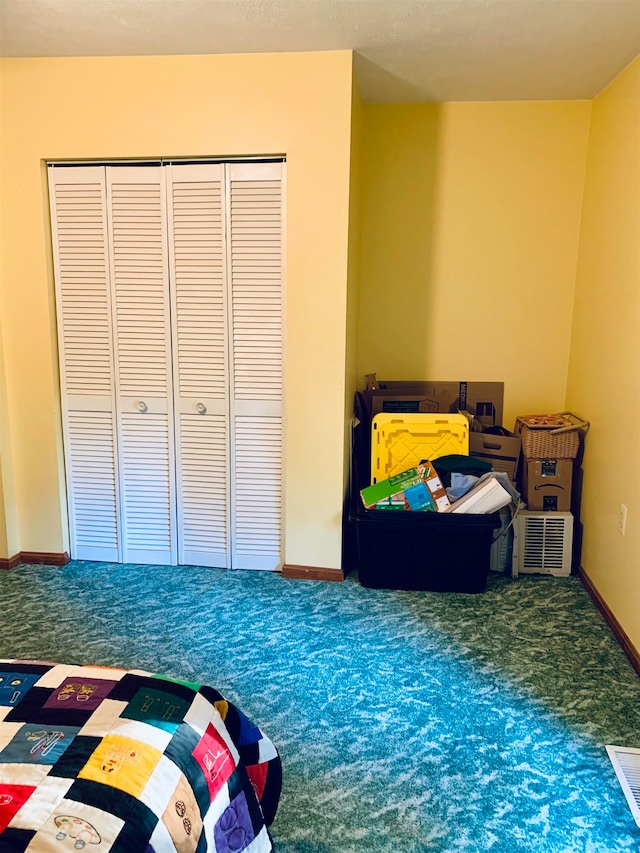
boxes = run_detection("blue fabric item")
[447,473,479,500]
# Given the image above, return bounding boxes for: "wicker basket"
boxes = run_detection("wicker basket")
[515,412,589,460]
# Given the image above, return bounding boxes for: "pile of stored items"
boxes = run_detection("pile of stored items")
[349,376,588,593]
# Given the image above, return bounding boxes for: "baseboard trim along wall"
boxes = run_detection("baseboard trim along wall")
[579,565,640,677]
[0,552,70,570]
[281,564,344,582]
[1,555,343,579]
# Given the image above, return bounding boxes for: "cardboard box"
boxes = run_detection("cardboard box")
[421,464,450,512]
[362,381,504,429]
[360,461,450,512]
[469,432,521,483]
[522,458,573,511]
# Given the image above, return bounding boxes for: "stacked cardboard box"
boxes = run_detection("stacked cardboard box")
[362,378,504,429]
[521,458,573,511]
[469,432,521,486]
[514,414,585,512]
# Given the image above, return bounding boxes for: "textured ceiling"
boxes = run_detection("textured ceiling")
[1,0,639,102]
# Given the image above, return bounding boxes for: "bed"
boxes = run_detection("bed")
[0,660,281,852]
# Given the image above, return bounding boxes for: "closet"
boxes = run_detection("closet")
[48,160,284,570]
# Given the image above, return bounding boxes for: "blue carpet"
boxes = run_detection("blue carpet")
[0,561,638,852]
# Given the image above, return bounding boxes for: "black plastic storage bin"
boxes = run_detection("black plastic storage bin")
[350,394,500,593]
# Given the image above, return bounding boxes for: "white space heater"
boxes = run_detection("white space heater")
[512,511,573,577]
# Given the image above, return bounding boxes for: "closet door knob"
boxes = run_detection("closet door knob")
[196,402,207,414]
[137,401,148,413]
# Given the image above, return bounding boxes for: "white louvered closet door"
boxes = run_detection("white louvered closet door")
[52,160,283,570]
[227,162,284,571]
[105,166,177,565]
[49,166,120,562]
[167,163,231,568]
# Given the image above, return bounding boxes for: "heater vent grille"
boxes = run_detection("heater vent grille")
[513,511,573,577]
[606,745,640,828]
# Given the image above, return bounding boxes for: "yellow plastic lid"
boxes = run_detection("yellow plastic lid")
[371,413,469,483]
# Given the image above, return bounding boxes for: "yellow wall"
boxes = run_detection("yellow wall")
[0,316,20,558]
[0,51,354,569]
[566,55,640,651]
[344,67,363,479]
[358,101,591,428]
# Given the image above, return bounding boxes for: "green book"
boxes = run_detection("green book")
[360,465,432,510]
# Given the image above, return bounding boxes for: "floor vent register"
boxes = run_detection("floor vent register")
[606,745,640,828]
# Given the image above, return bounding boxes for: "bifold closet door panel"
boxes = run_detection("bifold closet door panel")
[106,166,177,565]
[51,160,284,570]
[49,166,120,562]
[167,163,230,568]
[228,162,284,571]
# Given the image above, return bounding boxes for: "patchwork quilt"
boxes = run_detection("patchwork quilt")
[0,660,282,852]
